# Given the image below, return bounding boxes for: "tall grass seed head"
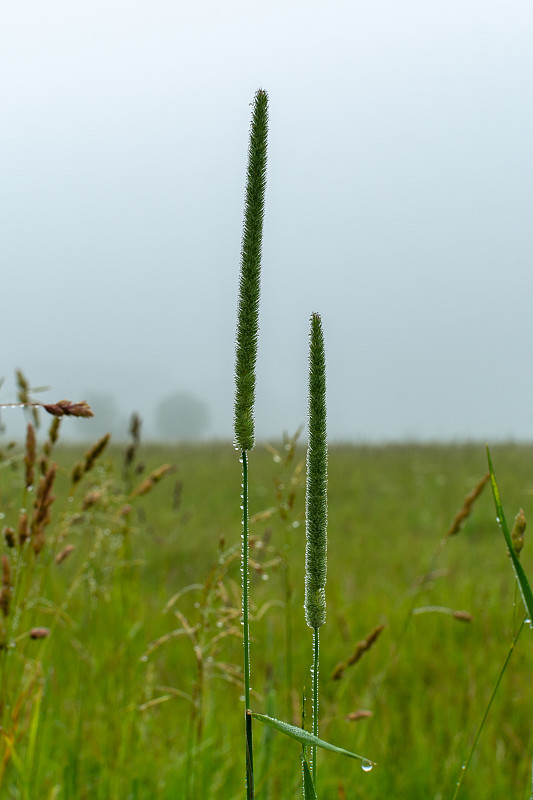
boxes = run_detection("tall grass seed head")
[305,312,328,630]
[233,89,268,452]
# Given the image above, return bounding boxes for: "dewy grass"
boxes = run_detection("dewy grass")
[233,87,268,800]
[451,450,533,799]
[304,312,328,788]
[487,447,533,622]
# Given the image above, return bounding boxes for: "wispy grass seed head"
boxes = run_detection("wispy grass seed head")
[305,312,327,630]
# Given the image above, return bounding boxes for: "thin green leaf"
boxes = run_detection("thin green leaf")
[302,754,318,800]
[487,447,533,622]
[248,711,375,765]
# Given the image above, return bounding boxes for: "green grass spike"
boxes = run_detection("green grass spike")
[234,88,268,452]
[304,312,328,787]
[305,312,328,630]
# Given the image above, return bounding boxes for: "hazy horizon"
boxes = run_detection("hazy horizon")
[3,1,533,443]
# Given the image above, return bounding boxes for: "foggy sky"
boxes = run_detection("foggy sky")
[2,0,533,442]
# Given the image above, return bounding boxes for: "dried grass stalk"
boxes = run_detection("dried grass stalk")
[332,624,385,680]
[446,471,490,537]
[30,627,50,639]
[18,512,29,546]
[31,463,57,554]
[43,400,93,418]
[71,434,111,485]
[55,545,75,564]
[3,527,15,548]
[24,423,36,489]
[345,710,373,721]
[0,554,12,616]
[130,465,173,498]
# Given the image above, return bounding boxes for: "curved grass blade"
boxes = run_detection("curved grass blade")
[487,447,533,622]
[302,753,318,800]
[248,711,375,766]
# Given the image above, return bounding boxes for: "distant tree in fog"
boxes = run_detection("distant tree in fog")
[155,391,210,441]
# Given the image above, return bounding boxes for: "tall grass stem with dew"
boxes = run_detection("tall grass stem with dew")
[233,87,268,800]
[304,312,328,789]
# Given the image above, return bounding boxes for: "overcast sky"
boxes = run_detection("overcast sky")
[2,0,533,442]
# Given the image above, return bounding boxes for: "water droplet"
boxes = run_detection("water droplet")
[140,655,148,662]
[361,760,373,773]
[261,574,269,581]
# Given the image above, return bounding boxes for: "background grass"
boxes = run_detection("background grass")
[1,436,532,799]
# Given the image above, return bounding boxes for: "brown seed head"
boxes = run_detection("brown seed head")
[43,400,93,418]
[446,471,490,537]
[131,464,174,498]
[129,412,141,444]
[0,555,12,617]
[332,624,385,680]
[452,610,473,622]
[30,627,50,639]
[71,462,84,485]
[25,424,36,488]
[345,710,373,721]
[347,624,385,667]
[43,417,61,458]
[81,490,102,510]
[55,545,75,564]
[0,589,10,618]
[3,527,15,548]
[31,464,57,553]
[18,512,29,545]
[117,504,132,518]
[331,662,345,681]
[2,554,11,588]
[511,508,527,557]
[83,433,110,473]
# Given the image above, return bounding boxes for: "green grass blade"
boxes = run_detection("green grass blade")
[487,447,533,622]
[248,711,375,766]
[301,754,318,800]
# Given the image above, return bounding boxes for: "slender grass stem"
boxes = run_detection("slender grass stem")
[451,615,526,800]
[242,450,251,712]
[241,449,254,798]
[284,564,294,722]
[311,627,319,785]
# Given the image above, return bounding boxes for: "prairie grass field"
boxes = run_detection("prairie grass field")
[1,432,533,799]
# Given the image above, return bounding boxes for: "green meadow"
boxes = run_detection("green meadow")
[0,430,532,799]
